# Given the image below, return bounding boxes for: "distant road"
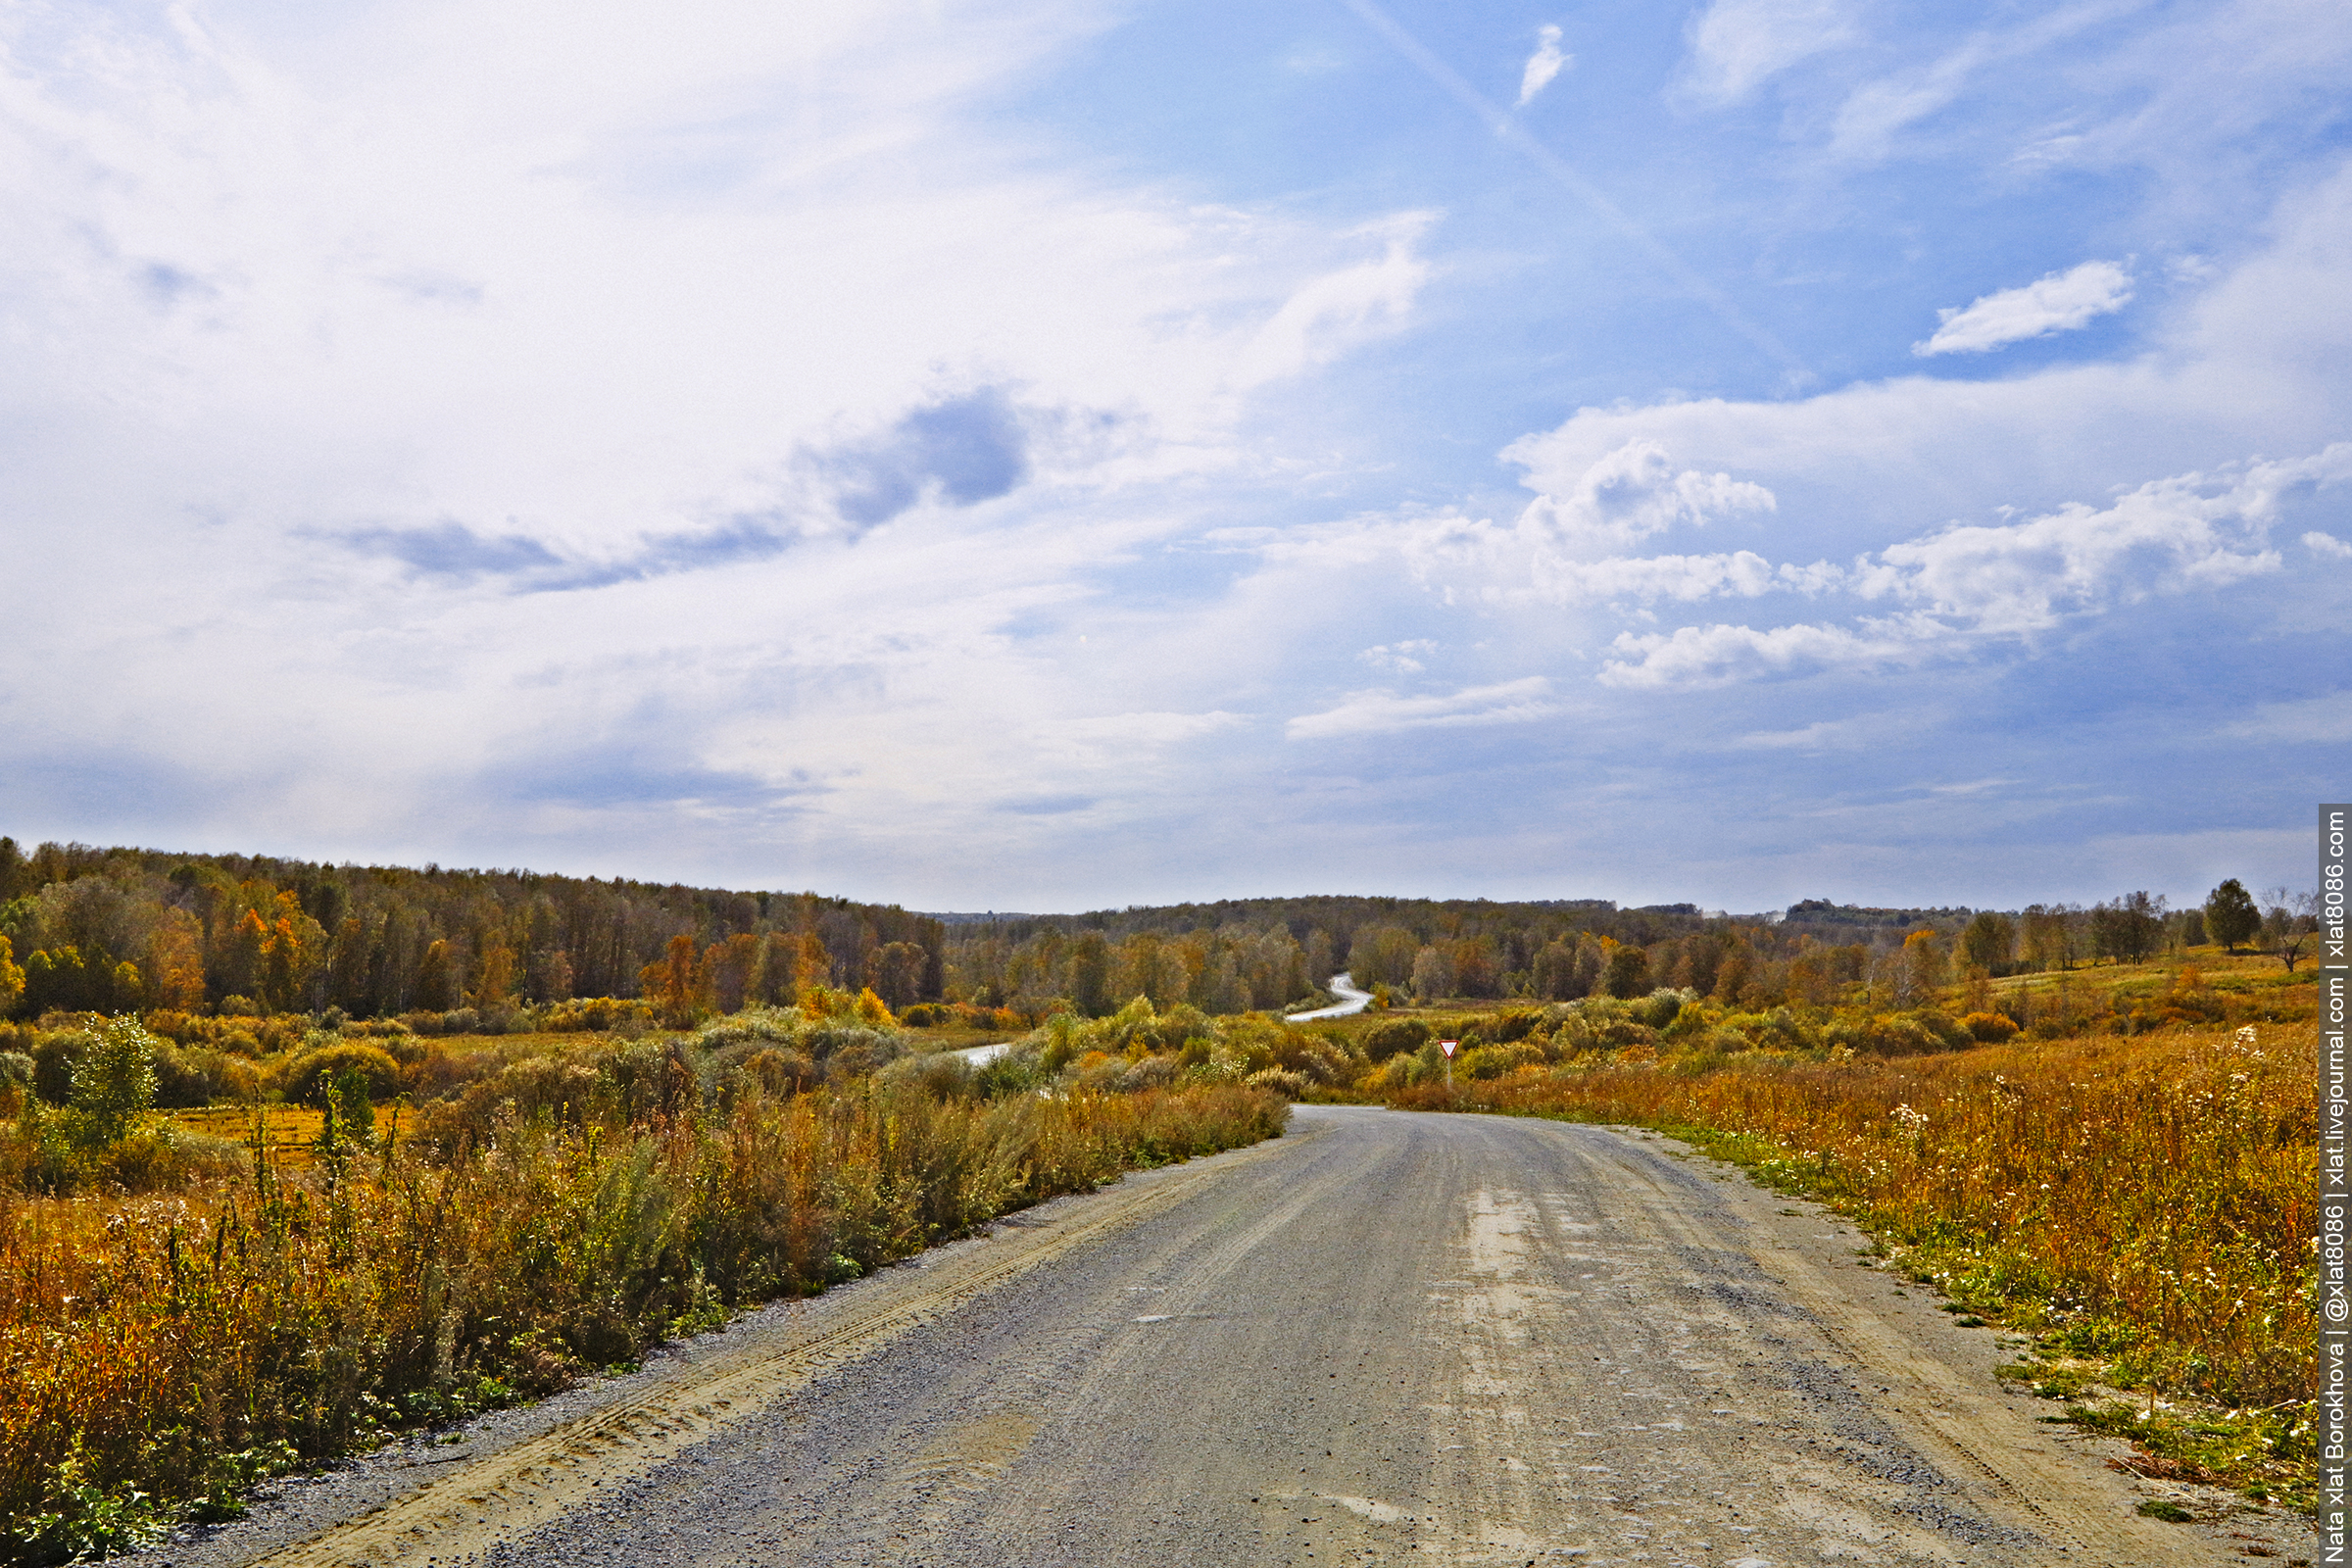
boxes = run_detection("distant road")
[1285,971,1372,1021]
[175,1107,2255,1568]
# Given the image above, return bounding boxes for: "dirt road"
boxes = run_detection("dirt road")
[156,1104,2302,1568]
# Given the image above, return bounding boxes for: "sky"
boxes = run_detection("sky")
[0,0,2346,914]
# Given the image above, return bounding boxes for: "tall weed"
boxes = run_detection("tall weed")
[0,1083,1281,1561]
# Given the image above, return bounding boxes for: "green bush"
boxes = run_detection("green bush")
[278,1043,404,1107]
[71,1017,161,1147]
[1360,1017,1432,1061]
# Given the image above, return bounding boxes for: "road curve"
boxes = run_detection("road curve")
[159,1106,2287,1568]
[1286,971,1374,1021]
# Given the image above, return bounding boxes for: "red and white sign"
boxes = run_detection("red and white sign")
[1440,1039,1458,1058]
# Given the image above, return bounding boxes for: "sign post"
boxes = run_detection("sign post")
[1440,1038,1457,1094]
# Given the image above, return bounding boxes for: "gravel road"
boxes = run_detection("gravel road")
[150,1104,2305,1568]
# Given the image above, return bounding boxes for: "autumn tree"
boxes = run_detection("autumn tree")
[1897,928,1946,1004]
[1957,912,2014,975]
[2204,879,2261,954]
[2018,905,2078,971]
[1601,942,1649,999]
[1345,925,1420,989]
[2260,887,2318,972]
[528,946,575,1003]
[2087,892,2164,964]
[865,941,928,1011]
[1531,940,1585,1001]
[0,934,23,1015]
[1410,943,1457,1001]
[638,933,700,1025]
[1068,933,1112,1017]
[414,939,458,1011]
[470,935,515,1010]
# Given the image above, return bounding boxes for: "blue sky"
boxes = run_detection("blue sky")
[0,0,2345,912]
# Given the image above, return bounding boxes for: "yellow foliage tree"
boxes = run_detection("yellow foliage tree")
[0,934,23,1015]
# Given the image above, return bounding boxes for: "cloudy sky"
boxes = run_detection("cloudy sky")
[2,0,2345,912]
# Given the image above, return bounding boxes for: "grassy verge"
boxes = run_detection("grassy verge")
[1381,1022,2314,1509]
[0,1081,1284,1563]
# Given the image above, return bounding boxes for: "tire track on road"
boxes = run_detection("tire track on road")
[242,1130,1310,1568]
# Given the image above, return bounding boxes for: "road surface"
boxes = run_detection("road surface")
[151,1105,2296,1568]
[1286,971,1375,1021]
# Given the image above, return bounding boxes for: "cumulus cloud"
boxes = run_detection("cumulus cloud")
[2306,530,2352,559]
[1517,25,1570,107]
[1675,0,1856,106]
[1519,438,1776,556]
[1593,444,2352,686]
[1914,260,2133,356]
[1287,677,1555,740]
[1854,446,2344,630]
[1599,618,1928,689]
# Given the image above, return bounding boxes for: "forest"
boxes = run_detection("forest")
[4,835,2311,1034]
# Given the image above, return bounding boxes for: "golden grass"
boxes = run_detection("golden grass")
[167,1106,323,1168]
[0,1082,1284,1559]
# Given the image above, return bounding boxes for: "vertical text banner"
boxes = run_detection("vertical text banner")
[2324,803,2347,1555]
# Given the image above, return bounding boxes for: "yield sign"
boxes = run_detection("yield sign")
[1440,1039,1458,1058]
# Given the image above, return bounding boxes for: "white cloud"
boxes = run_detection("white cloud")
[1232,214,1436,387]
[1505,164,2352,540]
[1600,618,1929,689]
[1518,438,1776,555]
[1360,640,1438,674]
[1854,447,2338,630]
[1675,0,1856,106]
[1914,261,2134,356]
[2306,530,2352,559]
[1592,444,2349,686]
[2220,691,2352,743]
[1287,676,1555,740]
[1517,24,1570,107]
[1733,711,1924,751]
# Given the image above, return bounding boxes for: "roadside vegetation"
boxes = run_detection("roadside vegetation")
[0,997,1284,1563]
[0,834,2322,1544]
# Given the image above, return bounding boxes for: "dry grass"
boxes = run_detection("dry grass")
[0,1082,1283,1561]
[167,1106,323,1169]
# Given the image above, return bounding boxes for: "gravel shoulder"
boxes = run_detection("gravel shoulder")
[136,1104,2309,1568]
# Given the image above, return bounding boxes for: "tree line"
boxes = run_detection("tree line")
[0,838,945,1023]
[939,880,2319,1017]
[0,835,2316,1026]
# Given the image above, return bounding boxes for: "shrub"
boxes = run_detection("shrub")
[277,1044,404,1107]
[1245,1066,1309,1099]
[1961,1010,2021,1044]
[71,1017,160,1147]
[1361,1017,1431,1061]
